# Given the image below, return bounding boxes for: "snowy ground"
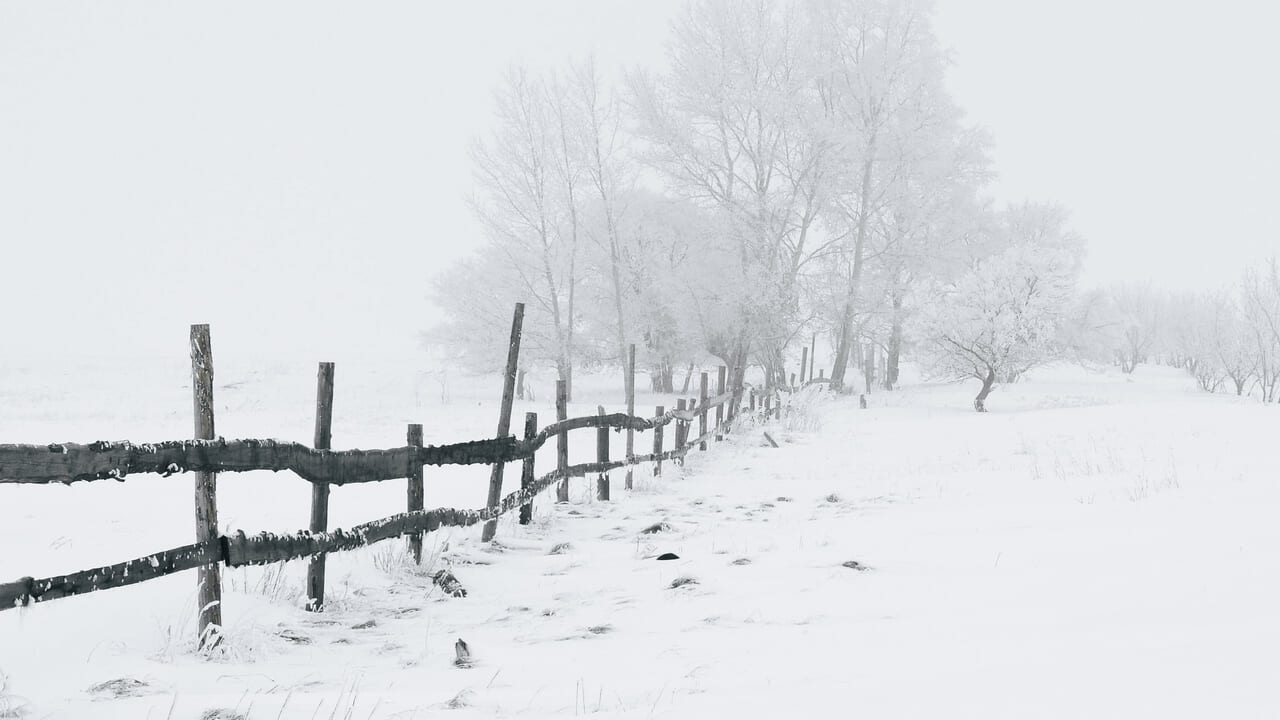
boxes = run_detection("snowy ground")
[2,353,1278,719]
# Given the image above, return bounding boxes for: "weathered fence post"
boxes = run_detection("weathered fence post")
[698,373,709,451]
[625,344,635,490]
[675,398,687,460]
[306,361,335,612]
[653,405,665,477]
[790,372,797,390]
[555,379,569,503]
[483,302,524,543]
[189,324,222,649]
[407,423,424,563]
[519,412,537,525]
[809,334,817,383]
[596,406,610,501]
[763,394,771,420]
[800,347,808,385]
[715,366,726,441]
[750,390,756,414]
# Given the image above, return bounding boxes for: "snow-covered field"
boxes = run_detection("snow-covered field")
[2,352,1278,719]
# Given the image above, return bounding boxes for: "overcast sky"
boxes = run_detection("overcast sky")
[2,1,1277,363]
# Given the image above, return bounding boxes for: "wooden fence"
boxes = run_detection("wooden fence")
[0,305,785,648]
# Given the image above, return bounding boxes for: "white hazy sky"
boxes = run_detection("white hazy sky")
[2,1,1277,363]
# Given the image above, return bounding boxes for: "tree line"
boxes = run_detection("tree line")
[427,0,1106,412]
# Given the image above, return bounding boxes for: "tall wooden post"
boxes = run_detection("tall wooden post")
[790,372,796,390]
[675,399,687,458]
[715,366,726,441]
[555,379,569,503]
[596,406,610,501]
[625,344,636,490]
[483,302,524,543]
[519,412,537,525]
[800,347,808,385]
[406,423,424,563]
[763,394,771,419]
[653,405,665,477]
[189,324,222,649]
[306,362,335,612]
[698,373,709,451]
[809,334,817,383]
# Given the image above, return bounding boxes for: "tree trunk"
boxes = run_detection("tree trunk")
[680,362,695,394]
[827,145,876,392]
[974,368,997,412]
[886,294,902,391]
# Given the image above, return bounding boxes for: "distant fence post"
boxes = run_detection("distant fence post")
[596,406,610,501]
[763,393,770,419]
[306,362,335,612]
[800,346,808,385]
[715,366,725,441]
[483,302,524,543]
[407,423,424,564]
[699,373,708,451]
[555,379,569,503]
[653,405,664,477]
[790,372,796,391]
[625,343,635,490]
[189,324,223,649]
[519,412,537,525]
[809,334,817,382]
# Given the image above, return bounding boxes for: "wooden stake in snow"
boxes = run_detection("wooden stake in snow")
[675,399,687,457]
[596,406,610,501]
[483,303,524,543]
[306,361,335,611]
[189,324,222,648]
[625,344,635,490]
[699,373,709,451]
[555,379,569,503]
[653,405,664,477]
[716,366,726,441]
[407,423,424,563]
[800,346,808,385]
[519,412,536,525]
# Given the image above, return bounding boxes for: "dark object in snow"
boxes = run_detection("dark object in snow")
[454,638,472,667]
[87,678,154,699]
[640,522,672,534]
[200,710,248,720]
[842,560,869,571]
[859,394,867,409]
[352,619,377,630]
[669,576,698,589]
[587,624,613,635]
[548,542,572,555]
[433,569,467,598]
[762,431,780,448]
[731,557,752,566]
[656,552,680,561]
[776,496,792,502]
[276,628,311,644]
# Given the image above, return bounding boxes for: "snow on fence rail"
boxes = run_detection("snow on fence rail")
[0,306,781,649]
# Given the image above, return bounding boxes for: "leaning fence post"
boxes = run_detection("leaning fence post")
[519,412,537,525]
[625,343,636,490]
[653,405,665,477]
[596,406,610,501]
[306,362,335,612]
[715,367,725,441]
[555,379,569,503]
[800,346,808,385]
[699,373,709,451]
[407,423,424,563]
[190,324,223,649]
[483,302,524,543]
[675,399,687,460]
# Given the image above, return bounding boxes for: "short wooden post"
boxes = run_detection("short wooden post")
[407,423,424,563]
[306,362,335,612]
[653,405,665,477]
[483,302,524,543]
[596,406,610,501]
[555,379,569,503]
[190,324,222,649]
[698,373,709,451]
[519,412,537,525]
[790,372,797,390]
[715,366,726,440]
[625,344,636,490]
[763,394,771,419]
[800,346,808,385]
[819,369,825,380]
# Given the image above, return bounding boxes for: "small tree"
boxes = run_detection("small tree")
[912,242,1077,411]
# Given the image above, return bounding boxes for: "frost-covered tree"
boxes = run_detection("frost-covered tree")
[910,210,1081,411]
[1108,282,1164,373]
[1241,260,1280,401]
